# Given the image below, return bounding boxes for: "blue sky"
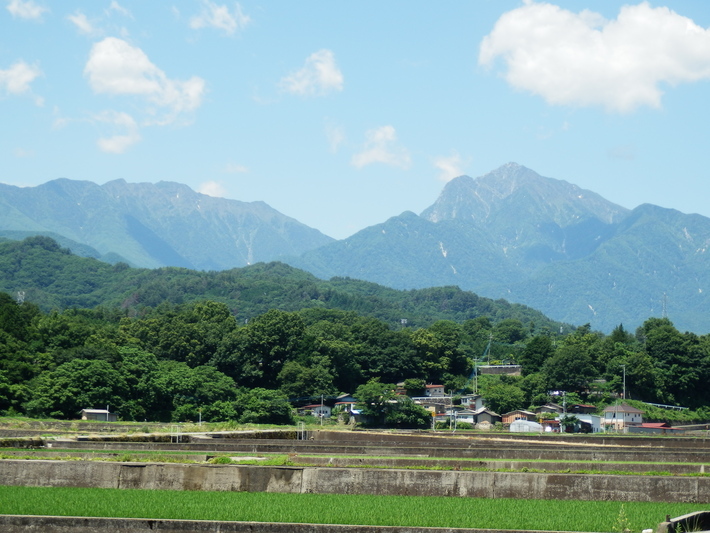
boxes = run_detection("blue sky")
[2,1,710,239]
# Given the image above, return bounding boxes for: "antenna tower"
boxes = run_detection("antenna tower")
[662,292,668,319]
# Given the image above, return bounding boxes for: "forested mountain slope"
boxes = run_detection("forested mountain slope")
[0,236,566,332]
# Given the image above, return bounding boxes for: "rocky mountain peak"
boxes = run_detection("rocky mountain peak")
[421,163,628,226]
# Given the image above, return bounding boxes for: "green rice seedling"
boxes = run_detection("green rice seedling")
[0,485,707,531]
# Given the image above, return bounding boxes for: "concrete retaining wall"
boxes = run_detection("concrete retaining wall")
[314,431,710,449]
[292,456,710,474]
[0,515,587,533]
[2,460,709,503]
[45,439,710,463]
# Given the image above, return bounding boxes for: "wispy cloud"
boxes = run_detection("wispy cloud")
[280,49,343,97]
[199,180,227,197]
[13,147,34,158]
[6,0,47,20]
[607,144,636,161]
[222,163,248,174]
[325,122,345,153]
[94,110,141,154]
[351,126,410,169]
[107,1,131,18]
[67,10,99,36]
[190,0,250,35]
[0,60,43,105]
[480,1,710,113]
[433,151,465,182]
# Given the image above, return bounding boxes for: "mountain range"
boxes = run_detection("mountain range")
[3,163,709,333]
[0,178,333,270]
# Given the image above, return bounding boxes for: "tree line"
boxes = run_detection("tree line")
[2,289,710,425]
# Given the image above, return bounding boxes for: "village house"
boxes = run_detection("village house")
[602,403,644,431]
[535,402,564,415]
[425,384,445,397]
[573,413,603,433]
[568,404,597,415]
[333,393,358,413]
[472,407,502,426]
[540,419,561,432]
[436,407,501,429]
[629,422,685,435]
[298,404,332,419]
[438,408,478,425]
[502,410,536,425]
[459,394,484,410]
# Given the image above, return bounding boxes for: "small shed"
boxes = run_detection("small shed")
[473,407,502,425]
[80,408,117,422]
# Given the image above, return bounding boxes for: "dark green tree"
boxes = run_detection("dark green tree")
[24,359,129,419]
[355,378,396,425]
[385,397,431,429]
[237,388,294,425]
[519,335,554,375]
[482,382,525,414]
[542,344,597,393]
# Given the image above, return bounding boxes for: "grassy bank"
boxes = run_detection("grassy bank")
[0,485,704,531]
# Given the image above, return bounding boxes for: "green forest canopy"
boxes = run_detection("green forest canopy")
[1,236,710,425]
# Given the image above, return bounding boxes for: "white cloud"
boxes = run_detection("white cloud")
[84,37,206,124]
[199,180,227,197]
[222,163,248,173]
[433,151,464,182]
[13,147,34,158]
[190,0,250,35]
[280,49,344,97]
[0,60,42,104]
[479,1,710,113]
[351,126,410,169]
[608,144,636,161]
[6,0,47,20]
[67,11,98,36]
[107,1,131,18]
[325,122,345,153]
[94,110,141,154]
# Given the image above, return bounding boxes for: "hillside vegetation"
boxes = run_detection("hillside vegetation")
[0,236,563,331]
[2,237,710,424]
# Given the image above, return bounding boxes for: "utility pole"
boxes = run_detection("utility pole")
[620,364,626,402]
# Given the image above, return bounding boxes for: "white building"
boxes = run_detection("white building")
[425,384,445,397]
[299,404,332,419]
[459,394,484,410]
[602,403,644,431]
[575,414,603,433]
